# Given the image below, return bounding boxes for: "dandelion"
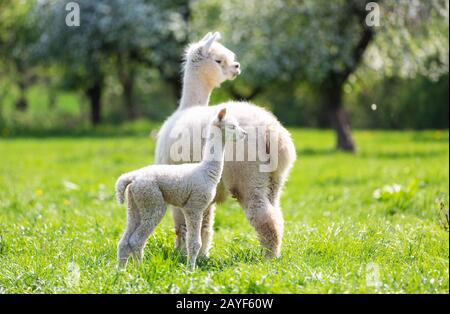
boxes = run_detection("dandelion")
[35,189,44,196]
[63,199,71,206]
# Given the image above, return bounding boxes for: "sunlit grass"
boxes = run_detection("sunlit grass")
[0,128,448,293]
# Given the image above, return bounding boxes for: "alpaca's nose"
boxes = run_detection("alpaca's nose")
[232,62,241,76]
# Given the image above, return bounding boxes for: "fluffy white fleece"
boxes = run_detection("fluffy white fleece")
[116,109,246,269]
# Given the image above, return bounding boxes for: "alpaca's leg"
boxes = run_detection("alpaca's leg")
[268,174,284,209]
[241,188,284,258]
[182,208,204,270]
[117,188,141,267]
[172,207,187,254]
[199,203,216,258]
[128,182,167,263]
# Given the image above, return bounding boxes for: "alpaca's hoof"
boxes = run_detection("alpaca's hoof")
[197,248,210,259]
[186,264,196,273]
[186,257,197,272]
[175,242,188,256]
[131,254,143,264]
[117,259,128,269]
[263,248,281,259]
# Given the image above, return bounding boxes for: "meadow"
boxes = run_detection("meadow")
[0,126,448,293]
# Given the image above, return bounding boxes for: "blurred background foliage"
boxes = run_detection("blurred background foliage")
[0,0,448,150]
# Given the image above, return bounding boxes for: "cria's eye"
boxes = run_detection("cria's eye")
[215,60,222,64]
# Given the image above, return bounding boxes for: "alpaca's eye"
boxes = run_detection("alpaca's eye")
[215,60,222,64]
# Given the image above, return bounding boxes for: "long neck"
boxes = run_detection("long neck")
[200,126,226,183]
[179,66,214,109]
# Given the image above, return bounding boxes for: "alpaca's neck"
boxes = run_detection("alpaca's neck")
[179,68,214,109]
[200,127,226,183]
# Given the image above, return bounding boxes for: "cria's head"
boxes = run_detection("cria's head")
[184,32,241,87]
[213,108,247,142]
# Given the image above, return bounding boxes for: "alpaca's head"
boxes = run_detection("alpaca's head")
[184,32,241,88]
[214,108,247,142]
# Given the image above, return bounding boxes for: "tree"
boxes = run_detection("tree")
[0,0,38,111]
[130,0,192,99]
[192,0,449,151]
[33,0,189,124]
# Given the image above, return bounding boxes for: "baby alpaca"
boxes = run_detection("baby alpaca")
[116,108,246,269]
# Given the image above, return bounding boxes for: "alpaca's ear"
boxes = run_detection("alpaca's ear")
[201,32,220,57]
[213,32,221,41]
[217,108,227,121]
[200,32,213,43]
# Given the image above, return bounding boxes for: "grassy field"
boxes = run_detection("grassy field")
[0,127,448,293]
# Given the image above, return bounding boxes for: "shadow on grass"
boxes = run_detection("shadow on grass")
[297,147,337,156]
[359,149,448,159]
[298,147,448,159]
[196,248,264,271]
[0,121,160,139]
[410,131,449,143]
[141,239,264,271]
[313,176,370,187]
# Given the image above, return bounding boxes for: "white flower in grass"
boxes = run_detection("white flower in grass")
[373,184,404,200]
[373,188,382,199]
[366,262,382,289]
[66,262,80,287]
[63,180,79,191]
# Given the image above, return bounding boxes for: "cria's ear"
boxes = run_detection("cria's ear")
[201,32,221,57]
[217,108,227,121]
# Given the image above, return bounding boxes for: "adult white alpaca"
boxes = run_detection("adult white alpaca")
[155,32,296,258]
[116,108,246,269]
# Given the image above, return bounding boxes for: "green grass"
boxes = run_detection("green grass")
[0,127,448,293]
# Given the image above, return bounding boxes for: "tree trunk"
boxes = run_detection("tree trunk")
[86,80,102,125]
[122,72,135,120]
[326,81,356,152]
[317,1,376,152]
[118,56,136,120]
[329,105,356,152]
[45,77,56,109]
[15,81,28,111]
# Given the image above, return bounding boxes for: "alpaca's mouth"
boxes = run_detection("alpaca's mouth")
[231,70,241,79]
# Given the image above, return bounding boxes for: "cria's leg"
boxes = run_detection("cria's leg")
[117,187,141,267]
[172,207,187,254]
[128,181,167,263]
[240,188,284,258]
[199,203,215,258]
[182,207,204,270]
